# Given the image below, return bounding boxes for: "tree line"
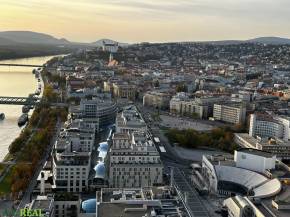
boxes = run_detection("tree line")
[166,127,240,153]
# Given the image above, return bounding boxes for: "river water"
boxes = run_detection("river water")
[0,56,57,161]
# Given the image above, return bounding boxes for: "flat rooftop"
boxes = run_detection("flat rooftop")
[30,196,53,211]
[238,148,274,158]
[98,203,153,217]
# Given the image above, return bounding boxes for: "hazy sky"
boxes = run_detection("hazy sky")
[0,0,290,43]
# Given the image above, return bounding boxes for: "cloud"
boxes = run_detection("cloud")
[0,0,290,42]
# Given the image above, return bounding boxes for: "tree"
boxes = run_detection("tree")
[43,85,58,103]
[153,80,160,88]
[176,84,188,93]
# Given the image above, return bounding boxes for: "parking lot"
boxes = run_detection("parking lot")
[160,115,215,132]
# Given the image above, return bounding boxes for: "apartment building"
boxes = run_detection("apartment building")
[143,91,171,110]
[213,103,246,125]
[52,119,95,193]
[170,93,229,119]
[108,106,163,188]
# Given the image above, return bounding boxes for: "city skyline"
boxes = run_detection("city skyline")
[1,0,290,43]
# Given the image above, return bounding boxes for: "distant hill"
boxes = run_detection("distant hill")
[201,37,290,45]
[200,40,244,45]
[0,37,17,46]
[0,31,71,45]
[246,37,290,45]
[1,30,289,47]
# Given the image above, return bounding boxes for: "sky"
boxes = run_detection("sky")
[0,0,290,43]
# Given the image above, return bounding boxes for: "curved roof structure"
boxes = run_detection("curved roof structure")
[94,162,105,179]
[98,142,108,159]
[82,199,96,213]
[215,165,281,198]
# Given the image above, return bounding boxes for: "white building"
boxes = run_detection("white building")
[102,41,119,53]
[223,195,265,217]
[201,151,281,198]
[234,149,276,173]
[108,106,163,188]
[234,133,290,160]
[213,103,246,125]
[249,113,290,142]
[52,119,95,192]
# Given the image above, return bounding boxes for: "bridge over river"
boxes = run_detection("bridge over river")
[0,63,43,67]
[0,95,39,105]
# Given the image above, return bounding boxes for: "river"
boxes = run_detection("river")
[0,55,57,161]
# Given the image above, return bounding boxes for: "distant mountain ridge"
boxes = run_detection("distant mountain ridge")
[0,31,128,47]
[200,37,290,45]
[0,31,290,46]
[0,31,71,45]
[246,37,290,45]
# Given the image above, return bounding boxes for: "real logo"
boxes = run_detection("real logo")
[20,209,43,217]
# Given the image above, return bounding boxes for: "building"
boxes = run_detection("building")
[108,132,163,188]
[143,91,171,110]
[234,148,276,173]
[104,80,137,100]
[52,119,95,192]
[80,95,117,131]
[213,103,246,125]
[54,193,80,217]
[115,106,147,134]
[235,113,290,160]
[170,92,203,117]
[27,196,55,217]
[66,76,85,94]
[102,41,119,53]
[78,187,185,217]
[52,151,91,193]
[112,83,136,99]
[235,133,290,160]
[170,93,226,119]
[249,113,290,142]
[108,106,163,188]
[223,195,265,217]
[201,150,281,198]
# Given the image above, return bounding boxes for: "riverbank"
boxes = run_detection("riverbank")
[0,107,66,196]
[0,64,68,196]
[0,44,72,61]
[0,55,61,162]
